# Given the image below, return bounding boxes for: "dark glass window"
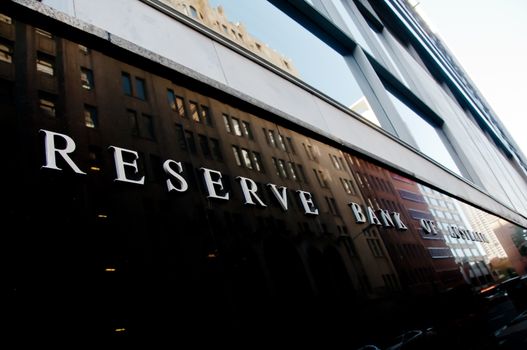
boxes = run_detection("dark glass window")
[201,105,213,126]
[80,67,94,90]
[313,169,327,188]
[142,114,155,140]
[210,138,223,161]
[127,109,139,136]
[88,145,102,171]
[175,124,187,150]
[185,130,196,153]
[297,164,308,183]
[242,121,253,139]
[149,154,163,182]
[135,77,146,100]
[286,137,295,154]
[121,72,132,96]
[84,105,98,128]
[199,134,211,157]
[167,89,176,110]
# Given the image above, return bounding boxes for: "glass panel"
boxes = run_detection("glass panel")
[141,114,155,140]
[135,77,146,100]
[14,28,527,347]
[121,72,132,95]
[84,105,98,128]
[128,109,139,136]
[0,41,12,63]
[36,54,54,75]
[80,67,94,90]
[189,101,199,122]
[162,0,377,121]
[330,0,373,53]
[387,91,461,175]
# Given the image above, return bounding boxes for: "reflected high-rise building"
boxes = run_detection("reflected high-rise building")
[160,0,299,76]
[419,185,493,287]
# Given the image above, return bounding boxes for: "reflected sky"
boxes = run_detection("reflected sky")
[387,91,461,175]
[209,0,367,109]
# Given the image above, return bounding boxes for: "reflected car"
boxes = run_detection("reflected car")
[494,309,527,348]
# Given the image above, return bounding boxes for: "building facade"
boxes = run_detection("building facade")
[3,0,527,346]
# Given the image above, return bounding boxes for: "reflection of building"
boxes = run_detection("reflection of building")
[347,156,438,294]
[462,205,508,262]
[389,174,463,289]
[7,0,527,346]
[492,219,527,276]
[160,0,299,76]
[419,185,492,287]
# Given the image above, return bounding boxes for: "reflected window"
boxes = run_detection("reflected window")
[135,77,146,100]
[201,105,213,126]
[167,89,176,110]
[78,44,89,54]
[80,67,94,90]
[287,161,298,180]
[0,13,12,24]
[210,138,223,161]
[297,164,308,183]
[121,72,132,96]
[36,53,54,75]
[35,28,53,39]
[241,121,253,139]
[232,145,242,166]
[189,6,198,19]
[313,169,328,188]
[252,152,264,173]
[241,148,253,169]
[141,114,155,140]
[185,130,196,153]
[387,90,461,175]
[39,92,56,117]
[84,105,98,128]
[277,159,288,179]
[127,109,139,136]
[189,101,200,122]
[231,117,242,136]
[88,146,102,171]
[199,134,211,157]
[223,114,232,133]
[175,124,186,150]
[0,39,12,63]
[176,96,186,118]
